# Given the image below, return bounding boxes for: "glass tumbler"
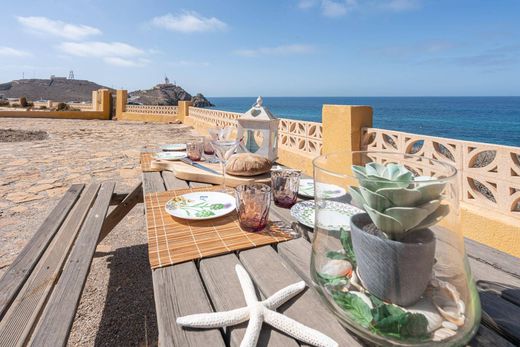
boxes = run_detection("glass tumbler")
[271,167,301,208]
[235,184,271,232]
[186,140,203,161]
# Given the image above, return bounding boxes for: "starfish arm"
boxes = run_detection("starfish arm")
[235,264,259,306]
[177,307,250,328]
[240,305,264,347]
[263,309,338,347]
[262,281,306,310]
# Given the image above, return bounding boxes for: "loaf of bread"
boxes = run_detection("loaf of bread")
[225,153,273,176]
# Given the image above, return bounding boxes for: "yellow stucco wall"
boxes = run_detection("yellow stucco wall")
[117,112,180,123]
[0,89,112,120]
[461,204,520,257]
[0,110,109,120]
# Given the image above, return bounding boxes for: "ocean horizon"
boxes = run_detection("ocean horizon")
[207,96,520,147]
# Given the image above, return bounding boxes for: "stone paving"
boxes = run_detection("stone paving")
[0,117,196,346]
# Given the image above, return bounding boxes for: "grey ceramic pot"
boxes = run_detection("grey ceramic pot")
[350,213,436,307]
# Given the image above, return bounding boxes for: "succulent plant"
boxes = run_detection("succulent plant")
[349,162,449,241]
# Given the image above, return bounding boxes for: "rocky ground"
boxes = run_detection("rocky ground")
[0,118,196,346]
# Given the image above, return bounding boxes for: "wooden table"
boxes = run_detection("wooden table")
[142,170,520,347]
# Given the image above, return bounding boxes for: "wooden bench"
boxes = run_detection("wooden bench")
[0,182,143,347]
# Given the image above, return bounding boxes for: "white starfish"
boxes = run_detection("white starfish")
[177,264,338,347]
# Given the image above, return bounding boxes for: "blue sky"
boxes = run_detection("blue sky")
[0,0,519,96]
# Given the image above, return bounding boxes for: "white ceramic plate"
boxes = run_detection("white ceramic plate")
[298,179,347,199]
[161,144,187,151]
[165,192,236,220]
[154,151,187,161]
[290,200,363,230]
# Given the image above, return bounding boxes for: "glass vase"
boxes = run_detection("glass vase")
[311,151,481,346]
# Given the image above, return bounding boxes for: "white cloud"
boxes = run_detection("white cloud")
[103,57,150,67]
[298,0,318,9]
[382,0,421,12]
[235,44,315,57]
[321,0,356,17]
[58,41,148,67]
[58,41,145,58]
[151,11,227,33]
[0,46,31,57]
[297,0,420,16]
[17,16,101,40]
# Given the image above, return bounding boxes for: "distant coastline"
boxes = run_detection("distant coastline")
[208,96,520,147]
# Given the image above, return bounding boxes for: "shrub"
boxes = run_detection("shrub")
[39,105,47,110]
[11,103,20,108]
[19,97,28,107]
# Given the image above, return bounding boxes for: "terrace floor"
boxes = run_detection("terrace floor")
[0,117,195,346]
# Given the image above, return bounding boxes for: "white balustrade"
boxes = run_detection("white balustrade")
[362,127,520,218]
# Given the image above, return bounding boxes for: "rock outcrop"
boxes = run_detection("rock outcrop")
[129,83,214,108]
[0,78,110,102]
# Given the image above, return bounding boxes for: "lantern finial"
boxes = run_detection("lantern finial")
[254,96,263,108]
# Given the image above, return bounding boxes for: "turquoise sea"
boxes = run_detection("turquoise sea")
[207,97,520,147]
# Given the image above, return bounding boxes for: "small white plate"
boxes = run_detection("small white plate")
[165,192,236,220]
[154,152,187,161]
[161,144,187,151]
[290,200,362,230]
[298,179,347,199]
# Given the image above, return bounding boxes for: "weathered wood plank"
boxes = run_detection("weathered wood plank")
[465,238,520,279]
[162,171,190,190]
[199,254,299,347]
[0,184,84,320]
[146,173,226,347]
[469,257,520,306]
[480,291,520,345]
[239,246,363,347]
[29,182,115,347]
[0,184,100,346]
[470,324,516,347]
[98,181,143,243]
[143,172,166,193]
[153,262,226,347]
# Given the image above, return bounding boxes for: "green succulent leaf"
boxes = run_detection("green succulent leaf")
[383,202,439,232]
[326,250,350,260]
[340,228,356,265]
[352,165,368,180]
[364,204,405,236]
[412,204,450,231]
[360,186,392,212]
[348,186,366,210]
[333,292,373,328]
[415,182,446,204]
[376,187,423,207]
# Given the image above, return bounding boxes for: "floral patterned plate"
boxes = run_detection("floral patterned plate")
[165,192,236,220]
[298,179,347,199]
[290,200,363,230]
[153,151,187,161]
[161,144,187,151]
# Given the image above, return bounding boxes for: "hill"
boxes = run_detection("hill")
[0,78,110,102]
[129,83,214,108]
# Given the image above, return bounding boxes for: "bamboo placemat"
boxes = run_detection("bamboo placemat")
[145,186,294,269]
[140,152,160,172]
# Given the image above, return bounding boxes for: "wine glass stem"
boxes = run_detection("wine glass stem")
[221,160,227,190]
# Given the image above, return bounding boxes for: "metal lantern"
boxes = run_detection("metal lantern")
[237,96,279,162]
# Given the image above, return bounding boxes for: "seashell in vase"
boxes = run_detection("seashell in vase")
[320,259,353,277]
[432,280,465,326]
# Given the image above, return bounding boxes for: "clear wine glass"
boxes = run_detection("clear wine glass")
[210,139,241,194]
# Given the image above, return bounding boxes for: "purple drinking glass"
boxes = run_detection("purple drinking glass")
[186,140,203,161]
[271,167,301,208]
[235,184,271,232]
